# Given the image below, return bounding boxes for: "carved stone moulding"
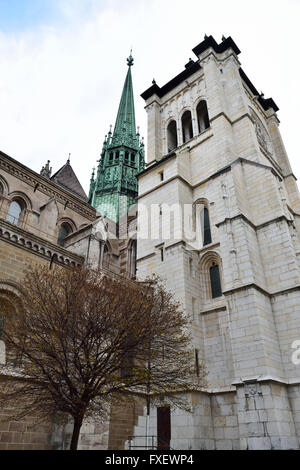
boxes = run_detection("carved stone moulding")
[0,222,83,268]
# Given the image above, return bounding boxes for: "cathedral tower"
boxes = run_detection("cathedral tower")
[133,35,300,450]
[89,54,145,222]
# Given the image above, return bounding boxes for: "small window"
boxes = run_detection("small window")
[160,247,164,262]
[109,152,114,162]
[192,297,197,321]
[57,223,72,247]
[182,111,193,143]
[210,263,222,299]
[197,101,210,134]
[159,171,164,182]
[125,151,129,162]
[167,121,178,152]
[6,200,23,226]
[115,151,120,162]
[129,240,137,276]
[195,349,200,377]
[201,207,212,246]
[131,153,136,165]
[189,258,193,277]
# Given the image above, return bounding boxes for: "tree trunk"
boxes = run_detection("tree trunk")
[70,416,84,450]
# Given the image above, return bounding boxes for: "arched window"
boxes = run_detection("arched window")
[102,244,110,268]
[201,207,212,246]
[109,152,114,162]
[167,121,178,152]
[197,101,210,134]
[57,223,72,247]
[129,240,137,277]
[210,263,222,299]
[6,200,23,226]
[182,111,193,143]
[199,251,223,301]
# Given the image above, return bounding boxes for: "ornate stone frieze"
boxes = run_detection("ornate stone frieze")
[0,219,83,267]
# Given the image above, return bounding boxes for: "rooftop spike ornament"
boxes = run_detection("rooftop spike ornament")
[127,50,134,67]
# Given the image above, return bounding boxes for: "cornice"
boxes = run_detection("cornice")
[0,218,84,267]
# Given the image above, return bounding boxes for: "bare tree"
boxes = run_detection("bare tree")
[0,265,205,450]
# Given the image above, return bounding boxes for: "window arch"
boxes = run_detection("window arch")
[196,100,210,134]
[6,199,24,226]
[57,223,72,247]
[167,120,178,152]
[199,252,223,300]
[193,200,212,248]
[182,110,193,143]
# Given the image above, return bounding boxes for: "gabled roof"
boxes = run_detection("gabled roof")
[51,160,87,200]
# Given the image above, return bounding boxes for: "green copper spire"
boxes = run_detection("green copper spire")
[112,53,136,147]
[89,54,145,223]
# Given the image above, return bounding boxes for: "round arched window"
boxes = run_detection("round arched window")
[57,223,72,247]
[6,200,23,226]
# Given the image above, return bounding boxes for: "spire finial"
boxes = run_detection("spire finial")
[67,153,71,164]
[127,49,134,67]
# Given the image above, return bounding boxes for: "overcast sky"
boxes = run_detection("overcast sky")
[0,0,299,194]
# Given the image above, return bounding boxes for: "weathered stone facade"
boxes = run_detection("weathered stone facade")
[1,34,300,451]
[133,35,300,450]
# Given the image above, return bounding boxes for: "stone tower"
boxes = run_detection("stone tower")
[89,54,145,222]
[133,36,300,450]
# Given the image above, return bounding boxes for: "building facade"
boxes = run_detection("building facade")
[0,35,300,450]
[132,35,300,450]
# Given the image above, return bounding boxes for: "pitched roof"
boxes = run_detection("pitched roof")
[51,161,87,200]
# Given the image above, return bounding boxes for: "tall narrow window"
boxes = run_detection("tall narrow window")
[129,240,137,277]
[210,263,222,299]
[0,182,3,196]
[195,349,200,377]
[160,247,164,262]
[197,101,210,134]
[167,121,178,152]
[102,244,110,268]
[182,111,193,143]
[125,151,129,163]
[131,153,136,165]
[6,200,23,226]
[57,223,72,247]
[201,207,212,246]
